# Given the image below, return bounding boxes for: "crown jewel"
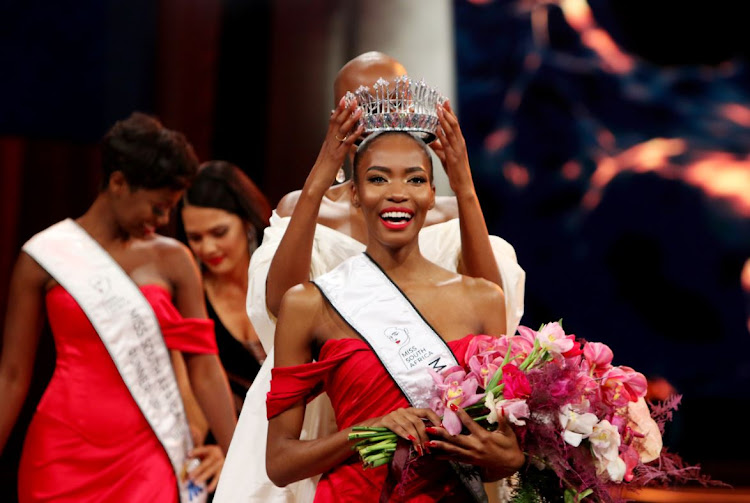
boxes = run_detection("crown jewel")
[345,76,446,143]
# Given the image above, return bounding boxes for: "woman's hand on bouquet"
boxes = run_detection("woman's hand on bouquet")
[186,444,225,492]
[359,407,442,456]
[423,405,526,481]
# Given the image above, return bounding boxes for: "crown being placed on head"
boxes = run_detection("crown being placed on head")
[345,76,446,143]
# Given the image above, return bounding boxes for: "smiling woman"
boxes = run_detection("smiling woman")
[262,96,525,502]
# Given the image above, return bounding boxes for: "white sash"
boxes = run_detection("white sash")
[312,253,458,408]
[312,253,487,502]
[23,218,206,503]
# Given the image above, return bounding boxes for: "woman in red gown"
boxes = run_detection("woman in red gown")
[0,112,237,502]
[265,97,526,501]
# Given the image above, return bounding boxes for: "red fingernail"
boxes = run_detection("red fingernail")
[425,426,438,434]
[449,403,458,412]
[416,445,423,456]
[407,434,416,441]
[426,441,438,448]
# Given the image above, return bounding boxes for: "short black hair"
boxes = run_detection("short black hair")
[100,111,199,190]
[352,131,434,183]
[182,160,271,235]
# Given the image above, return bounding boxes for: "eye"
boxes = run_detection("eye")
[186,233,201,243]
[408,176,428,185]
[366,175,387,184]
[211,226,229,238]
[153,206,166,216]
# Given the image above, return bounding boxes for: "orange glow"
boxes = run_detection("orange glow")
[559,0,635,74]
[561,160,582,180]
[581,139,750,217]
[683,154,750,217]
[720,103,750,127]
[741,259,750,292]
[485,128,514,154]
[503,162,530,187]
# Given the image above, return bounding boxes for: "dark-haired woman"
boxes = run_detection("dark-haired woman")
[178,161,272,412]
[0,112,237,502]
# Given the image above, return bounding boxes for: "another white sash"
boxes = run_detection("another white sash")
[23,218,206,503]
[312,253,458,408]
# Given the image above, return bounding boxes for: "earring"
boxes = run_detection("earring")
[335,167,346,184]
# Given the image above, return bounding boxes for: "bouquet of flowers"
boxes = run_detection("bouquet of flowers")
[349,321,713,502]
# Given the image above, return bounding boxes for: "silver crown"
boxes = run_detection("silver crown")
[345,76,446,143]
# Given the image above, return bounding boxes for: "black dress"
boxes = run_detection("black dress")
[205,295,262,412]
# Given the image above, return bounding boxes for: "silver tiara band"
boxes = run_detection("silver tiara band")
[345,76,446,143]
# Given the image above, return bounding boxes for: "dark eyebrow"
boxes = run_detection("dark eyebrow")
[365,166,427,174]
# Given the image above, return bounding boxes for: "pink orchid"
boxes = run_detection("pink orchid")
[583,341,614,375]
[429,366,485,435]
[467,354,500,389]
[464,334,503,362]
[600,366,648,407]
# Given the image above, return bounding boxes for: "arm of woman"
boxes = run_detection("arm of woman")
[0,253,48,453]
[265,98,363,317]
[432,100,503,287]
[167,242,237,454]
[266,283,358,486]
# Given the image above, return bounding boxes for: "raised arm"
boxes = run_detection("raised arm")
[0,253,48,453]
[432,100,503,287]
[265,98,363,317]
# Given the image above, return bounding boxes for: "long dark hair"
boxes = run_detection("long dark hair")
[178,161,271,245]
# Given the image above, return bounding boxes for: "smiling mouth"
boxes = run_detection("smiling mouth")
[206,257,224,266]
[379,209,414,230]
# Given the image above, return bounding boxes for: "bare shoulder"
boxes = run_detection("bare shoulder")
[276,190,302,218]
[148,234,194,263]
[278,282,325,321]
[15,250,52,289]
[461,275,505,316]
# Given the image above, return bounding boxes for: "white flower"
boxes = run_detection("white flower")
[486,394,530,426]
[589,419,625,482]
[559,402,598,447]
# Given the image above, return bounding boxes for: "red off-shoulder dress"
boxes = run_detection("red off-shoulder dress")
[267,335,479,503]
[17,284,217,503]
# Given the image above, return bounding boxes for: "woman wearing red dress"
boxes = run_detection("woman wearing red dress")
[0,112,237,502]
[265,95,526,501]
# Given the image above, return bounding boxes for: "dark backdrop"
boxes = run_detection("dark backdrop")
[455,0,750,485]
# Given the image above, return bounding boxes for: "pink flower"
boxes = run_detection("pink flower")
[429,366,485,435]
[464,334,503,362]
[601,366,648,406]
[583,341,614,375]
[467,354,500,389]
[501,364,531,399]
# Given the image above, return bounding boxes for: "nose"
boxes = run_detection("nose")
[387,182,408,203]
[197,236,218,256]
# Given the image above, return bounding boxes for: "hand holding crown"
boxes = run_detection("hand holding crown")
[433,100,476,199]
[308,97,363,191]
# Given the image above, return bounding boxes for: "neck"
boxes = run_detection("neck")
[77,194,130,245]
[365,240,427,280]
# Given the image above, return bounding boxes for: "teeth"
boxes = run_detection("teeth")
[381,211,413,220]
